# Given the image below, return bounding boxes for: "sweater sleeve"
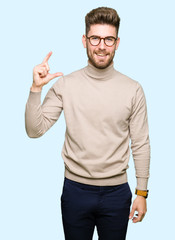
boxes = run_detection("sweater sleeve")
[129,82,151,191]
[25,79,63,138]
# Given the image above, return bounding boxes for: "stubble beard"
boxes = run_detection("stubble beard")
[86,46,116,69]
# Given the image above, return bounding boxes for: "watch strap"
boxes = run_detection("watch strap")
[135,189,149,198]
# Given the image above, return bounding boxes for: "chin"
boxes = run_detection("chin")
[88,53,114,69]
[95,64,108,69]
[93,60,113,69]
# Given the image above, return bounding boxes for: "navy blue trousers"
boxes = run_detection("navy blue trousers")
[60,177,132,240]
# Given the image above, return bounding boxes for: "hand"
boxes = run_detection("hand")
[31,51,63,92]
[129,195,147,223]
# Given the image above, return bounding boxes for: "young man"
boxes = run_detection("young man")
[25,7,150,240]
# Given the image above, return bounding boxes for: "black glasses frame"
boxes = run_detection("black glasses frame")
[86,35,118,47]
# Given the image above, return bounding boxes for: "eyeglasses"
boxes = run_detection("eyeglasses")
[86,35,118,47]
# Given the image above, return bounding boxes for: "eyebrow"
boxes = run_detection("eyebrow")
[89,35,117,38]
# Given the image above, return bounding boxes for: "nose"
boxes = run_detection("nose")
[98,39,106,49]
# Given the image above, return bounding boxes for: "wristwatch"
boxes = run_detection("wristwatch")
[135,189,149,198]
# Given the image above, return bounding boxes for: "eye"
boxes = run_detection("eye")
[106,37,113,41]
[91,36,99,40]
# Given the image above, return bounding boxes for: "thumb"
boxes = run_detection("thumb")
[48,72,64,81]
[129,206,135,220]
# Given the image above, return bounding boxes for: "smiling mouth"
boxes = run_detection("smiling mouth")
[96,53,108,58]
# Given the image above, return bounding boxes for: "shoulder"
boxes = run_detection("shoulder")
[114,69,137,85]
[62,67,85,82]
[113,69,143,91]
[51,66,84,90]
[112,69,146,103]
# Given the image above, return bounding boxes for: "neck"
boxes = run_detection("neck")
[84,61,115,81]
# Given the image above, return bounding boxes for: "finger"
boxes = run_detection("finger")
[37,66,47,73]
[47,72,63,81]
[133,212,144,223]
[42,51,52,64]
[129,208,135,220]
[38,63,50,72]
[138,210,145,220]
[132,216,143,223]
[132,216,139,223]
[37,67,47,77]
[41,63,50,72]
[39,70,47,78]
[45,63,50,72]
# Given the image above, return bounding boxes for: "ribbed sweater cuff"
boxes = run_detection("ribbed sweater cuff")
[27,91,41,105]
[136,177,149,190]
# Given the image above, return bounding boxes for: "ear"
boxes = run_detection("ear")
[82,34,87,48]
[115,37,120,50]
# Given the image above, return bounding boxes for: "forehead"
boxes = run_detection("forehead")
[88,24,116,37]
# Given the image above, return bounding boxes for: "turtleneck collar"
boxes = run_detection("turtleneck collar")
[84,60,115,81]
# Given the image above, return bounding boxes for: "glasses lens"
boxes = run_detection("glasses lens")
[89,36,100,46]
[104,37,115,46]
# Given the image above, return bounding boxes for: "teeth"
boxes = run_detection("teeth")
[97,54,106,56]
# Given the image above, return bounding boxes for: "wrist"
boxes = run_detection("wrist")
[136,195,146,200]
[30,84,42,92]
[135,189,149,199]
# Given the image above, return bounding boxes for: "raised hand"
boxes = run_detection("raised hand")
[31,51,63,92]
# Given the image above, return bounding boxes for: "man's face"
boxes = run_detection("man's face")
[82,24,120,69]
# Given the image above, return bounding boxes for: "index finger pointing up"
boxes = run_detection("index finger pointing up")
[42,51,52,64]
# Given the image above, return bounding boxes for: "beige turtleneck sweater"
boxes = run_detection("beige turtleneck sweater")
[25,62,150,190]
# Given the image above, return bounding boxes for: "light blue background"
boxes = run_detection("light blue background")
[1,0,175,239]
